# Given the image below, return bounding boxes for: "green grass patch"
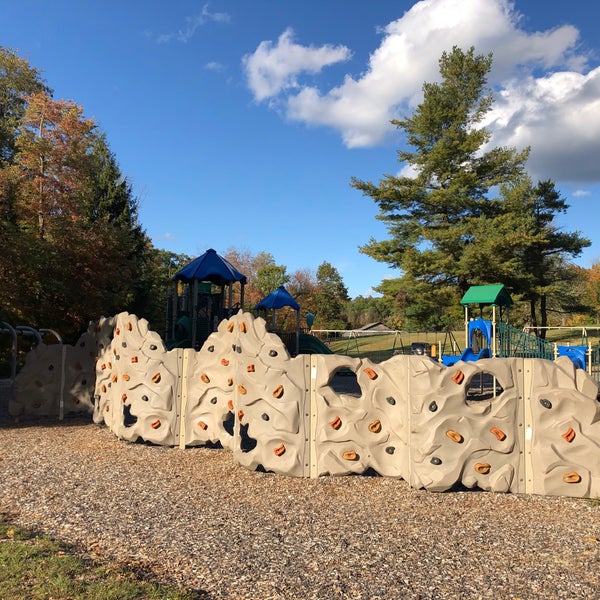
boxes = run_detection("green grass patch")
[0,514,199,600]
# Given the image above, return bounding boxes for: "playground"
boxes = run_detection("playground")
[1,252,599,500]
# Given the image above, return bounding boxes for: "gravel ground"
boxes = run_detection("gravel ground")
[1,416,599,600]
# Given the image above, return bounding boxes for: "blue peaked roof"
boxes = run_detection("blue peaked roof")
[172,249,247,286]
[255,286,300,311]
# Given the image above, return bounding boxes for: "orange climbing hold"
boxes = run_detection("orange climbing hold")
[490,427,506,441]
[201,373,210,383]
[122,374,130,382]
[451,370,465,384]
[563,471,581,484]
[247,364,255,372]
[152,372,161,384]
[131,356,138,363]
[240,322,248,333]
[227,378,233,387]
[274,444,286,456]
[121,393,127,402]
[221,358,230,366]
[151,419,161,429]
[227,399,234,410]
[197,421,208,430]
[368,420,382,433]
[342,450,358,461]
[561,427,576,443]
[227,322,235,332]
[238,384,247,395]
[446,430,464,443]
[364,367,378,380]
[329,416,342,430]
[273,384,284,398]
[126,321,132,331]
[474,463,491,474]
[237,410,244,421]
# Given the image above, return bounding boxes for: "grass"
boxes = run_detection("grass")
[0,514,200,600]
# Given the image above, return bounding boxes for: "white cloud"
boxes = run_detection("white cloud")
[157,3,230,44]
[242,28,352,102]
[242,0,600,183]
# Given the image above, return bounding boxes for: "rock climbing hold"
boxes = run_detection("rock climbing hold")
[227,378,233,387]
[540,398,552,409]
[151,372,161,384]
[562,427,576,443]
[201,373,210,383]
[131,356,138,363]
[240,322,247,333]
[237,384,247,395]
[368,420,382,433]
[446,430,463,443]
[247,364,255,372]
[198,421,208,430]
[227,399,234,410]
[329,416,342,430]
[385,446,395,455]
[237,410,244,421]
[490,427,507,441]
[227,322,235,332]
[121,393,127,402]
[386,396,396,405]
[273,385,284,398]
[451,370,465,384]
[126,322,132,331]
[210,397,217,404]
[151,419,161,429]
[364,367,378,380]
[475,463,491,474]
[430,456,442,465]
[122,374,130,382]
[274,444,286,456]
[221,358,229,366]
[342,450,358,461]
[429,401,438,412]
[261,413,270,421]
[563,471,581,484]
[269,350,278,357]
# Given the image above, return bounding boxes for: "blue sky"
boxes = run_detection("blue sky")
[1,0,599,298]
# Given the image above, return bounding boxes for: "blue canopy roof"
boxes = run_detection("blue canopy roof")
[255,286,300,311]
[172,249,247,286]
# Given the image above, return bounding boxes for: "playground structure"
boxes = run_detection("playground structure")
[165,249,247,350]
[6,309,600,499]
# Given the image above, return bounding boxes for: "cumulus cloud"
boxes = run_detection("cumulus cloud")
[242,28,352,102]
[242,0,599,183]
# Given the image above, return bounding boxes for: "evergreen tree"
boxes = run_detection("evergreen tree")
[351,47,528,322]
[314,261,350,329]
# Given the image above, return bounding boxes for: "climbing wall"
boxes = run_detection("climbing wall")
[528,356,600,497]
[93,312,180,446]
[12,316,113,419]
[12,310,600,498]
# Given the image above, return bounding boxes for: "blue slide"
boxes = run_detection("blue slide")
[441,347,490,366]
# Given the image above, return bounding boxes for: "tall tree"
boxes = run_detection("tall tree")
[314,261,350,330]
[351,46,529,322]
[0,47,49,166]
[511,179,590,336]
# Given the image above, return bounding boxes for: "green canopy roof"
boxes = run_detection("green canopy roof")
[460,284,512,307]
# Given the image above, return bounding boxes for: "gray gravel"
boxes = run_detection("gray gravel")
[1,419,599,599]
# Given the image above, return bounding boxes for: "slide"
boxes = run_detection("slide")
[298,333,333,355]
[442,346,490,366]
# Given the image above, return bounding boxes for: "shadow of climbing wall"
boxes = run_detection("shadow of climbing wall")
[12,310,600,498]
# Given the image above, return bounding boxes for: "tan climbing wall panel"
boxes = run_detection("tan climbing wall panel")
[93,313,179,445]
[527,356,600,498]
[12,310,600,498]
[12,317,112,419]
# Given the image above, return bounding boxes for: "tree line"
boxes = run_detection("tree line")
[1,46,598,342]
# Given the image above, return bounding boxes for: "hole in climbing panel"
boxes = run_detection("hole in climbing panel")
[123,404,137,427]
[328,368,361,397]
[223,411,234,436]
[239,422,258,453]
[465,371,504,403]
